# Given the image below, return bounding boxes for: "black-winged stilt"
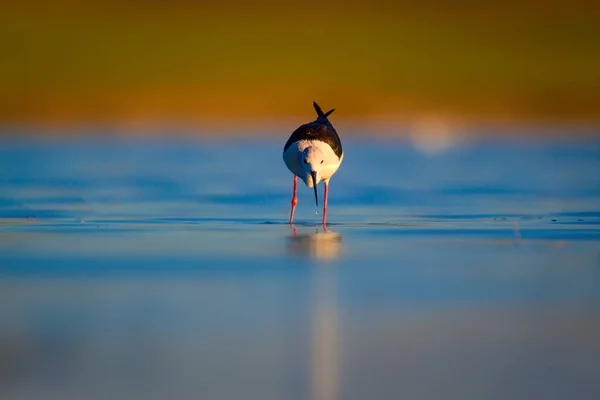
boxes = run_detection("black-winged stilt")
[283,102,344,227]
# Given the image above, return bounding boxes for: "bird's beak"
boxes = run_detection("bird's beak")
[312,171,318,207]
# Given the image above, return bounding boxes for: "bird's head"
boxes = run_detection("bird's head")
[301,146,326,185]
[301,146,325,206]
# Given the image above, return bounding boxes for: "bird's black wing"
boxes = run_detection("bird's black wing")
[283,122,343,158]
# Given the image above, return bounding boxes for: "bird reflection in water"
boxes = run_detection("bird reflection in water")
[311,260,339,400]
[287,226,341,400]
[287,226,343,261]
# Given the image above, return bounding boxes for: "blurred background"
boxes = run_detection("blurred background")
[1,0,599,135]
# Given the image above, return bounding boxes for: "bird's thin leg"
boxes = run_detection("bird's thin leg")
[322,180,329,227]
[289,175,298,226]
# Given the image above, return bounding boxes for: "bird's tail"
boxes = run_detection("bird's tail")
[313,101,335,123]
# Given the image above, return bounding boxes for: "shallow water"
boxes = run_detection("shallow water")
[1,137,599,399]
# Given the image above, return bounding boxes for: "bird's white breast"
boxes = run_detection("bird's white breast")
[283,140,343,185]
[283,142,303,176]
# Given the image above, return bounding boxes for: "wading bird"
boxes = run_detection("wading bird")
[283,102,344,227]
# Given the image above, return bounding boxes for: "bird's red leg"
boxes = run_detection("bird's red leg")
[289,175,298,225]
[322,181,329,227]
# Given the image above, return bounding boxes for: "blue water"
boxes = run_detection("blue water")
[1,137,599,399]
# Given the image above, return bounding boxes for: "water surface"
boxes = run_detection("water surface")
[1,137,599,399]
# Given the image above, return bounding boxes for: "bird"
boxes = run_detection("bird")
[283,102,344,227]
